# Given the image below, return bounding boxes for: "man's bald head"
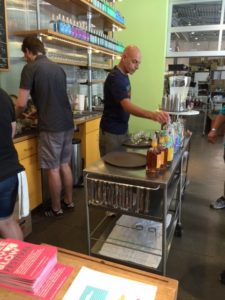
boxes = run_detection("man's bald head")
[118,45,141,75]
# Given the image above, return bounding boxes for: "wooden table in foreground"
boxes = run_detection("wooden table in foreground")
[0,248,178,300]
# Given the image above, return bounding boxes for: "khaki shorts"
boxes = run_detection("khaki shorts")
[39,129,74,169]
[99,128,128,157]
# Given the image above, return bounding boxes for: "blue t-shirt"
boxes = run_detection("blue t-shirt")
[100,66,131,134]
[0,89,24,181]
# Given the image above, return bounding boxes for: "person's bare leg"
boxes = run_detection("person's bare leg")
[0,216,23,240]
[47,167,62,211]
[60,163,73,204]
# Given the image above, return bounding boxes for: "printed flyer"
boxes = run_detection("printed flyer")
[63,266,157,300]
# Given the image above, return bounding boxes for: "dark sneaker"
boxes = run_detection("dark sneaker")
[44,208,64,217]
[61,200,75,210]
[210,196,225,209]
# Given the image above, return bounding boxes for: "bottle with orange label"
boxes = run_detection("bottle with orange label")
[165,132,174,166]
[158,133,168,170]
[146,134,161,177]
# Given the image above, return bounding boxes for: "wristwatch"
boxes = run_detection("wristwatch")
[210,128,217,132]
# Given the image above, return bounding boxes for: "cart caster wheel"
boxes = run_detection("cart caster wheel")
[175,224,183,237]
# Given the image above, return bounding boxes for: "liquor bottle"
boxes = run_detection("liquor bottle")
[165,133,174,166]
[158,133,168,170]
[50,14,56,31]
[146,135,161,177]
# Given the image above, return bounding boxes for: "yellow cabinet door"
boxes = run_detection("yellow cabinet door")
[86,129,100,167]
[74,118,101,168]
[20,155,42,211]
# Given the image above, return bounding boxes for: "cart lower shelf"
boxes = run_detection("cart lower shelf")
[89,211,178,273]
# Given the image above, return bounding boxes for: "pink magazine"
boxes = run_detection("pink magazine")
[0,239,57,284]
[0,262,74,300]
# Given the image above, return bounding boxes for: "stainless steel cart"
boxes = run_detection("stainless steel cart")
[84,135,191,275]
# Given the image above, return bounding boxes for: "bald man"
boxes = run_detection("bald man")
[99,45,170,156]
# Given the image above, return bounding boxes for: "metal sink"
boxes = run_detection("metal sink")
[73,111,101,119]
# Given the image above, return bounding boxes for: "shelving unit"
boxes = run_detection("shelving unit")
[14,29,122,58]
[84,136,191,275]
[13,0,125,110]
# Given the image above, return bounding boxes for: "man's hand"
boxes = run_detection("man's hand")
[22,111,37,120]
[151,111,170,124]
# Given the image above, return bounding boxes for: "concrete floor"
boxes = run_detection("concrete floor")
[26,113,225,300]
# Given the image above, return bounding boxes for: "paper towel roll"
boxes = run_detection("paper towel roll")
[77,94,85,111]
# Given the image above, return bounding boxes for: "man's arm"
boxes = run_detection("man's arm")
[11,121,16,138]
[15,88,30,118]
[208,113,225,143]
[120,98,170,124]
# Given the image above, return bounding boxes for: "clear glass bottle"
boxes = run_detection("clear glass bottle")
[158,134,168,170]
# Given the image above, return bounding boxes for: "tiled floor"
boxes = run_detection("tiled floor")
[27,113,225,300]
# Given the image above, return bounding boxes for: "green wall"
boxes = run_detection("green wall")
[116,0,169,133]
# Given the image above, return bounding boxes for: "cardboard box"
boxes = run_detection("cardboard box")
[13,200,32,238]
[18,215,32,238]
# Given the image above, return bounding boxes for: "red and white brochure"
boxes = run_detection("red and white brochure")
[0,239,74,299]
[0,262,73,300]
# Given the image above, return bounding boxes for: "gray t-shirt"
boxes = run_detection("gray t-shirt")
[20,55,73,132]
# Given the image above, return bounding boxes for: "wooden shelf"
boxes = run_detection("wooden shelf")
[49,57,111,69]
[78,79,105,84]
[14,29,122,57]
[51,58,88,67]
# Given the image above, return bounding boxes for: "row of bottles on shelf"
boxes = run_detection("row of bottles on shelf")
[50,14,124,53]
[186,96,207,109]
[146,122,185,177]
[90,0,125,25]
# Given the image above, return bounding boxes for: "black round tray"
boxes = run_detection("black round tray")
[102,151,146,168]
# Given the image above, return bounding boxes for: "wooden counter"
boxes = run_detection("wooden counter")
[0,248,178,300]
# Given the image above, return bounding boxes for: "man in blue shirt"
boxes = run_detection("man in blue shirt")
[99,45,170,156]
[208,105,225,209]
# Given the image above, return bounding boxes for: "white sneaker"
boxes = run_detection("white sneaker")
[105,211,116,217]
[210,196,225,209]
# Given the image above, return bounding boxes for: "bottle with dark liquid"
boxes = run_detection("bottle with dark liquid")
[146,135,161,177]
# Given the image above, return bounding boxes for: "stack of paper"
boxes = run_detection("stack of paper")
[63,266,157,300]
[0,239,73,300]
[99,214,172,268]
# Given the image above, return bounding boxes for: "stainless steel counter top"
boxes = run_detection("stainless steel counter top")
[84,135,191,188]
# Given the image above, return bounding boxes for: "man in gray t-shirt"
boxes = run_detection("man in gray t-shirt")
[16,37,74,217]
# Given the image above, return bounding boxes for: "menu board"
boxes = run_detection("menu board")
[0,0,8,70]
